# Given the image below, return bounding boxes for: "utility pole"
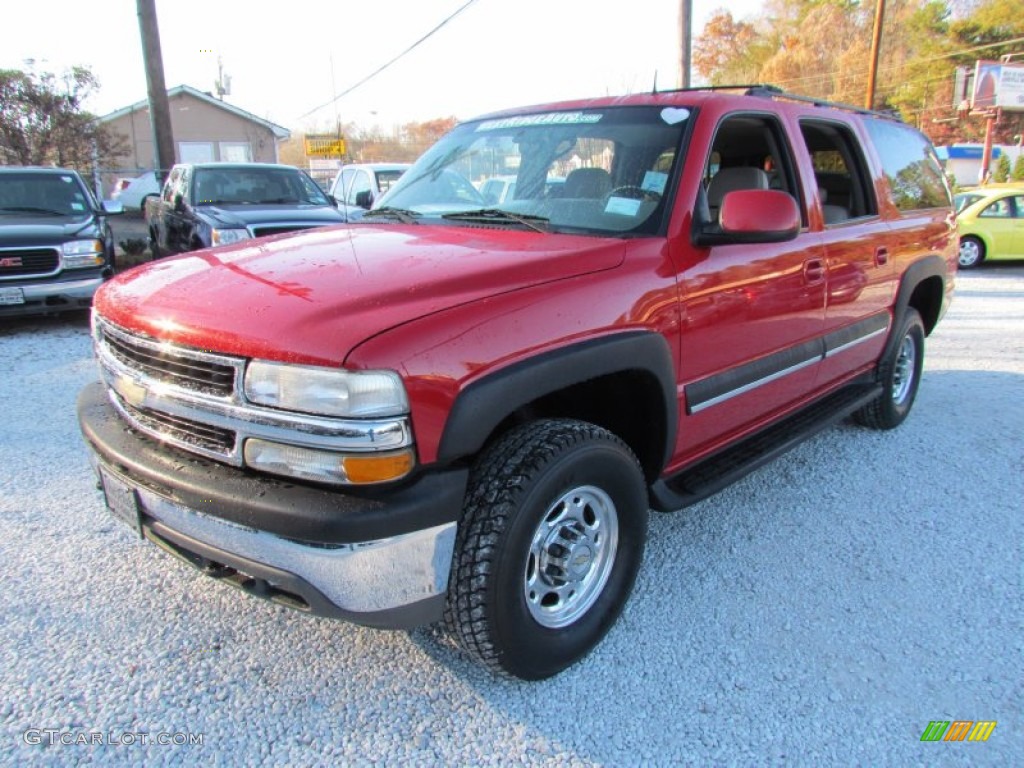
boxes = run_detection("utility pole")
[865,0,886,110]
[678,0,693,89]
[137,0,175,183]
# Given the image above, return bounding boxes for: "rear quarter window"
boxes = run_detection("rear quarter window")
[863,119,951,212]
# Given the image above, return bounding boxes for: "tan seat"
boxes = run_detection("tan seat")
[707,167,769,209]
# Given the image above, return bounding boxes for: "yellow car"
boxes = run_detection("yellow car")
[955,185,1024,268]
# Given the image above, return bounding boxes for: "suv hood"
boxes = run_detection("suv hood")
[198,204,345,228]
[95,224,626,365]
[0,215,99,246]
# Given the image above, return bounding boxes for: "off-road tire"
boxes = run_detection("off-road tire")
[444,419,648,680]
[854,308,925,430]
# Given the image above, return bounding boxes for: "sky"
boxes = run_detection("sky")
[0,0,765,134]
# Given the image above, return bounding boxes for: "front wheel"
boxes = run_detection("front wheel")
[445,419,648,680]
[853,308,925,430]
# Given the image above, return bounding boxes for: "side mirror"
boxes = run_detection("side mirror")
[696,189,800,246]
[173,193,185,212]
[354,190,374,209]
[101,200,124,215]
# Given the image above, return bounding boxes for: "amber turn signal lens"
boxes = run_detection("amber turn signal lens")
[342,449,415,484]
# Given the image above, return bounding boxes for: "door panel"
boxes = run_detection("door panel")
[674,235,826,462]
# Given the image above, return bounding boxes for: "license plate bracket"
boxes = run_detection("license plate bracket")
[99,468,143,538]
[0,286,25,306]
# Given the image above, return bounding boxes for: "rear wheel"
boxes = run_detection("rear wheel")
[958,236,985,268]
[445,419,648,680]
[854,308,925,430]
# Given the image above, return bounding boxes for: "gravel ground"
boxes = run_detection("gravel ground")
[1,266,1021,766]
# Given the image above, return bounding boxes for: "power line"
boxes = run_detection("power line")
[297,0,481,122]
[768,36,1024,93]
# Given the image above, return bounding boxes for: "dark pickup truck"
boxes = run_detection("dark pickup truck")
[0,167,121,318]
[147,162,346,256]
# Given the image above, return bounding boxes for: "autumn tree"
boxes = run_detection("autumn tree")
[693,0,1024,145]
[0,64,126,169]
[401,117,459,155]
[692,12,764,84]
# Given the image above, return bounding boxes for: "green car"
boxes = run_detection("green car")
[955,185,1024,268]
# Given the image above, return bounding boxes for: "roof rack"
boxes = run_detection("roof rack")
[743,85,901,120]
[653,83,901,121]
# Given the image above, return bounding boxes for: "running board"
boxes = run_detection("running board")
[650,382,883,511]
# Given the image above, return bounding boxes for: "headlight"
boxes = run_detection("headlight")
[211,228,251,246]
[62,239,104,268]
[244,361,408,418]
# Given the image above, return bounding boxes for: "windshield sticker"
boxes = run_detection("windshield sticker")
[476,112,603,132]
[660,107,690,125]
[70,202,85,211]
[604,197,643,217]
[641,171,668,194]
[61,176,75,184]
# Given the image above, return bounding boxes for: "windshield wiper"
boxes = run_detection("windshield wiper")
[362,207,421,224]
[441,208,550,233]
[0,206,68,216]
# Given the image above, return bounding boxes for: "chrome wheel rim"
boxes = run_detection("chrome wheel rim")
[958,240,981,267]
[524,485,619,628]
[892,334,917,405]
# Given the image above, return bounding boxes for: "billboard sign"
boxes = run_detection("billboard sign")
[971,60,1024,111]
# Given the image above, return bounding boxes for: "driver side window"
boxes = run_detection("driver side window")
[703,115,802,226]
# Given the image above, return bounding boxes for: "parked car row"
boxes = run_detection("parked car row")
[4,154,1017,321]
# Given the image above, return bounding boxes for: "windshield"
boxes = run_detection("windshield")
[193,167,331,206]
[953,193,984,213]
[0,172,95,217]
[376,106,689,235]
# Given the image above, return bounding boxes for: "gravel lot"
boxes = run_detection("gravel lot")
[1,266,1021,765]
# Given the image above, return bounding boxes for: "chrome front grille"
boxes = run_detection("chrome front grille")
[93,316,413,468]
[98,321,237,397]
[120,400,237,454]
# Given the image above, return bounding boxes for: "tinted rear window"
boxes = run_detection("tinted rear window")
[863,119,951,212]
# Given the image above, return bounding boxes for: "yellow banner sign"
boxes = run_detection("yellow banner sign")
[305,135,347,158]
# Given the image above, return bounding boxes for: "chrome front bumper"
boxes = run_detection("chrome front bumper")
[95,462,456,629]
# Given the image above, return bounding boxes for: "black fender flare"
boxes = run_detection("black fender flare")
[882,254,948,361]
[436,331,678,469]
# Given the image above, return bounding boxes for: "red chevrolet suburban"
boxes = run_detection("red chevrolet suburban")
[78,86,957,679]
